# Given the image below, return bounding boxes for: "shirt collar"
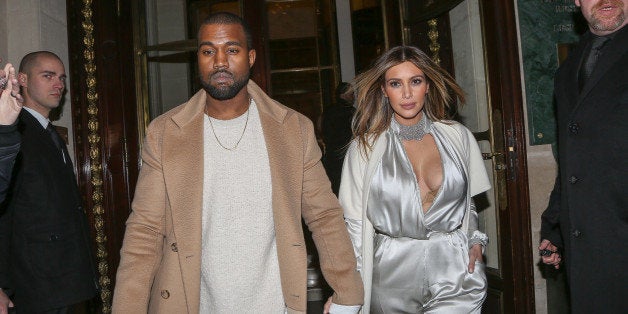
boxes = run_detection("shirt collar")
[23,106,51,129]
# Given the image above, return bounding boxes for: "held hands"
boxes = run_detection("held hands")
[468,243,484,273]
[324,297,332,314]
[0,289,14,314]
[539,239,561,269]
[0,60,24,126]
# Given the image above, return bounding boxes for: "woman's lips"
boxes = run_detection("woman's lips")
[401,102,416,110]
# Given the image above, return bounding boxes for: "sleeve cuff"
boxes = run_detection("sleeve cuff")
[0,123,20,146]
[0,122,17,132]
[330,303,361,314]
[469,230,488,250]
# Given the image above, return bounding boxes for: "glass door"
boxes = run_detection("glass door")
[266,0,340,144]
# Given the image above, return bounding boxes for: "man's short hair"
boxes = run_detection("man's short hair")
[198,12,253,50]
[19,51,62,74]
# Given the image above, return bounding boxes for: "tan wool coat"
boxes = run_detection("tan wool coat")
[111,81,363,313]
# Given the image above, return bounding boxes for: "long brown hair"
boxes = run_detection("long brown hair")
[351,46,465,155]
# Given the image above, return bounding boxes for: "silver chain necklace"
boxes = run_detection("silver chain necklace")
[394,113,429,141]
[207,98,251,151]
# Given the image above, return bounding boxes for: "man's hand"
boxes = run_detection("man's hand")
[539,239,561,269]
[0,289,14,314]
[468,243,484,273]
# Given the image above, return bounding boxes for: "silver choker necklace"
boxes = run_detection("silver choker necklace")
[394,114,429,141]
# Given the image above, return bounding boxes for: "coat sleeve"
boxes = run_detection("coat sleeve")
[0,123,20,288]
[467,199,489,249]
[0,123,20,204]
[540,175,563,248]
[299,118,364,307]
[460,125,491,248]
[112,120,167,312]
[463,126,491,197]
[338,141,367,272]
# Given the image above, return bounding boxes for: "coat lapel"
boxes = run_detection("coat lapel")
[249,81,293,233]
[20,111,69,170]
[258,108,296,247]
[162,90,206,313]
[248,81,308,303]
[578,27,628,105]
[249,81,296,243]
[557,33,588,117]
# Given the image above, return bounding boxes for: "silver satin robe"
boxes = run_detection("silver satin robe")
[366,119,487,313]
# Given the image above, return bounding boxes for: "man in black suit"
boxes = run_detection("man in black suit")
[321,82,355,195]
[0,51,97,313]
[539,0,627,313]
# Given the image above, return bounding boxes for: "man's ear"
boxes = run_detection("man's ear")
[18,73,27,87]
[249,49,256,68]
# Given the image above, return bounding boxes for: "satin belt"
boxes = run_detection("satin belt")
[370,230,486,314]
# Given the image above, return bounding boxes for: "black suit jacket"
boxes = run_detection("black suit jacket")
[541,25,628,313]
[0,110,97,313]
[322,103,355,195]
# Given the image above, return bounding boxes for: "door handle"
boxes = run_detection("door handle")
[482,152,503,160]
[482,152,507,172]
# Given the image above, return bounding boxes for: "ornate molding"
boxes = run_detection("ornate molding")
[81,0,112,312]
[427,18,441,66]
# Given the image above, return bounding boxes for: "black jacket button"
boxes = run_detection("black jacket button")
[569,176,579,184]
[568,122,579,134]
[572,230,581,237]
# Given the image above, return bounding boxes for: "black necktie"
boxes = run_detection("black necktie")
[46,123,67,163]
[579,36,610,91]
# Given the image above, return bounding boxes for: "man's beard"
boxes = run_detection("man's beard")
[201,70,249,100]
[590,1,625,32]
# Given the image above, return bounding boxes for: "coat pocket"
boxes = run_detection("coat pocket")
[25,227,82,279]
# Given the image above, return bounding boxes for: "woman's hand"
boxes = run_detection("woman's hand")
[0,60,24,125]
[468,243,484,273]
[323,296,332,314]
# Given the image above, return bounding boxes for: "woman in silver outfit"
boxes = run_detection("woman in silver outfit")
[339,46,490,313]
